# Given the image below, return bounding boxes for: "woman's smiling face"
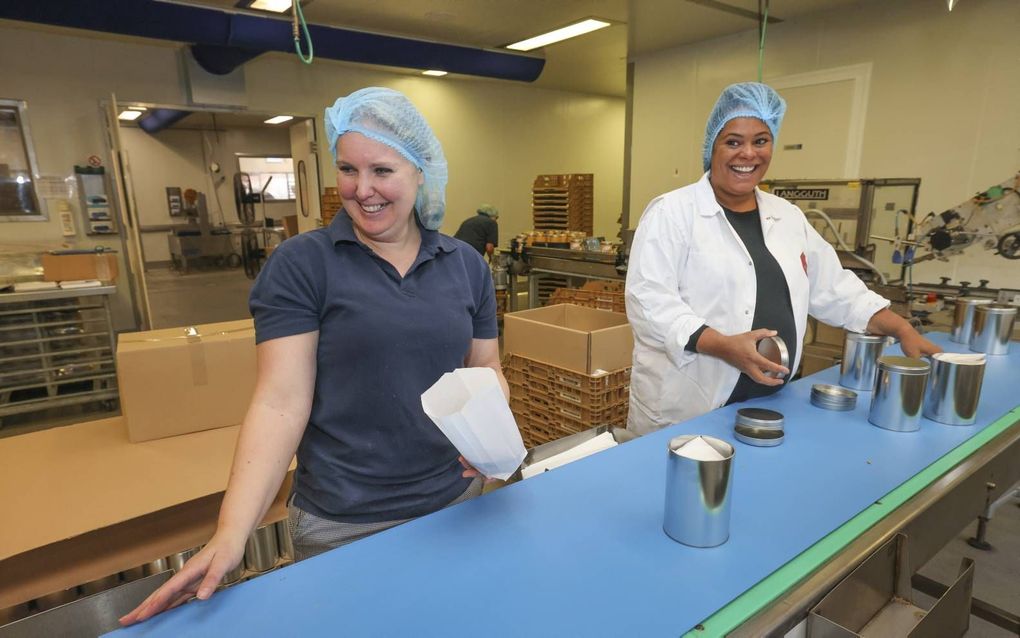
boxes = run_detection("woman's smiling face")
[336,132,424,243]
[709,117,773,211]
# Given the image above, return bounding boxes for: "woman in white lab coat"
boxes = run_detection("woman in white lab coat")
[625,82,939,435]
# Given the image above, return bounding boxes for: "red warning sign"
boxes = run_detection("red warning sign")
[87,155,103,167]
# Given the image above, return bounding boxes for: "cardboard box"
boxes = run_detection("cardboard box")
[41,253,119,282]
[117,319,257,442]
[503,304,633,375]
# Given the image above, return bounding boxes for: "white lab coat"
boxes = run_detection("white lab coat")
[625,173,889,435]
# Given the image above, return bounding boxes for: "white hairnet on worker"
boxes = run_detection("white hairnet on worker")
[702,82,787,172]
[324,87,448,230]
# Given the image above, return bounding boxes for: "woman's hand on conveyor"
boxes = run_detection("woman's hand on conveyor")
[118,533,246,626]
[696,327,788,386]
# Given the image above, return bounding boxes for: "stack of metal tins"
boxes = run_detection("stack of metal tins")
[811,384,858,411]
[733,407,784,446]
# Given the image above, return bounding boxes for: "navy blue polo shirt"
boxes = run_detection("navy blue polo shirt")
[249,210,497,523]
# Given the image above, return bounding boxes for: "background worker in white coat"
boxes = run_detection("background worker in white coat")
[625,82,940,435]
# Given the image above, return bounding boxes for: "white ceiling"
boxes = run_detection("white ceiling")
[182,0,883,97]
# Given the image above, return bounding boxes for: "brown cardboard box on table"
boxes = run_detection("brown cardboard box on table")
[503,304,633,375]
[41,252,119,282]
[117,319,257,442]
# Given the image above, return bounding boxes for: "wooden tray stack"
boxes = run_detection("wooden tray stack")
[320,187,343,227]
[532,174,593,235]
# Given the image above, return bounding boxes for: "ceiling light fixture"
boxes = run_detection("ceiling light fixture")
[946,0,960,9]
[422,70,448,77]
[127,106,147,111]
[239,0,294,13]
[118,110,143,121]
[505,18,611,52]
[264,115,294,124]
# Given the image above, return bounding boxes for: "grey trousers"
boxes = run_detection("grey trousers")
[288,478,483,561]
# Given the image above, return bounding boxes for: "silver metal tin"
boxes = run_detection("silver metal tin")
[923,353,986,425]
[868,356,930,432]
[244,524,279,573]
[166,546,201,573]
[275,519,295,562]
[663,435,734,548]
[839,332,886,390]
[811,384,858,411]
[735,407,784,430]
[951,297,993,344]
[757,336,789,379]
[969,304,1017,355]
[733,424,785,447]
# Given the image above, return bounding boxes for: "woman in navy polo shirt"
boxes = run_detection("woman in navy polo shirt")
[122,88,508,625]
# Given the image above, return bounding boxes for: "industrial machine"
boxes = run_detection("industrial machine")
[166,187,236,274]
[912,171,1020,263]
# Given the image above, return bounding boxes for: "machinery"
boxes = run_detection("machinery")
[166,188,236,274]
[912,171,1020,263]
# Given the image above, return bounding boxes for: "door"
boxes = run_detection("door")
[289,119,322,233]
[768,80,855,180]
[767,64,871,181]
[103,95,153,330]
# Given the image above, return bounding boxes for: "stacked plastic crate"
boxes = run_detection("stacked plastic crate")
[320,187,343,227]
[531,174,594,305]
[531,174,594,235]
[547,280,625,313]
[506,355,630,449]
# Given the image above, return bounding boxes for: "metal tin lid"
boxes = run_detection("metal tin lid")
[733,425,784,447]
[757,336,789,379]
[975,303,1018,316]
[811,384,858,400]
[844,331,885,343]
[957,296,993,306]
[735,407,784,430]
[877,355,931,375]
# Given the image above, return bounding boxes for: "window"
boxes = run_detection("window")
[0,99,43,221]
[236,156,295,201]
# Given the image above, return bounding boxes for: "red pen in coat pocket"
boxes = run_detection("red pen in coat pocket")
[800,252,807,274]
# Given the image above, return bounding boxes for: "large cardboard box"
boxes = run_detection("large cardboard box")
[503,304,633,375]
[117,319,257,442]
[41,253,119,282]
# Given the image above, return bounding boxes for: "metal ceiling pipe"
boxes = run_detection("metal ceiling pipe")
[0,0,545,82]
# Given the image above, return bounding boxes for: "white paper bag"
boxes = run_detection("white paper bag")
[421,367,526,481]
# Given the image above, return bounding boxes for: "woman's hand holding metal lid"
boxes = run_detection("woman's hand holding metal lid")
[695,327,788,386]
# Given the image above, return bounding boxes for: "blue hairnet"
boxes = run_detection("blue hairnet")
[477,204,499,218]
[324,87,448,230]
[702,82,787,172]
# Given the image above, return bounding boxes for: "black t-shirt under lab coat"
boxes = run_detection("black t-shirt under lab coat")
[685,207,798,404]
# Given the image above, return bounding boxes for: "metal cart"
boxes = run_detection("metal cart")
[0,286,119,426]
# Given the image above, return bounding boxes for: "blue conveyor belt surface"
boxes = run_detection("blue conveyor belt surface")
[109,333,1019,637]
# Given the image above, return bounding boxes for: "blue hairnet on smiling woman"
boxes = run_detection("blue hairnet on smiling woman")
[702,82,787,172]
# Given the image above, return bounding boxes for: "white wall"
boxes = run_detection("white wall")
[630,0,1020,289]
[0,22,625,329]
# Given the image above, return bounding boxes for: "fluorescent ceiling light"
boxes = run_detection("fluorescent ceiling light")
[422,70,448,77]
[127,106,147,111]
[249,0,292,12]
[946,0,960,9]
[506,18,611,51]
[118,110,143,121]
[264,115,294,124]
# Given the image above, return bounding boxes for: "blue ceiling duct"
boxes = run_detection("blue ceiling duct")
[0,0,545,82]
[137,108,193,134]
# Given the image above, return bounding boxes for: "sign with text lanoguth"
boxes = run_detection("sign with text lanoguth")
[771,188,830,201]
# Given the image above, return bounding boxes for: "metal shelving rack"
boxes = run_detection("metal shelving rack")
[0,286,119,424]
